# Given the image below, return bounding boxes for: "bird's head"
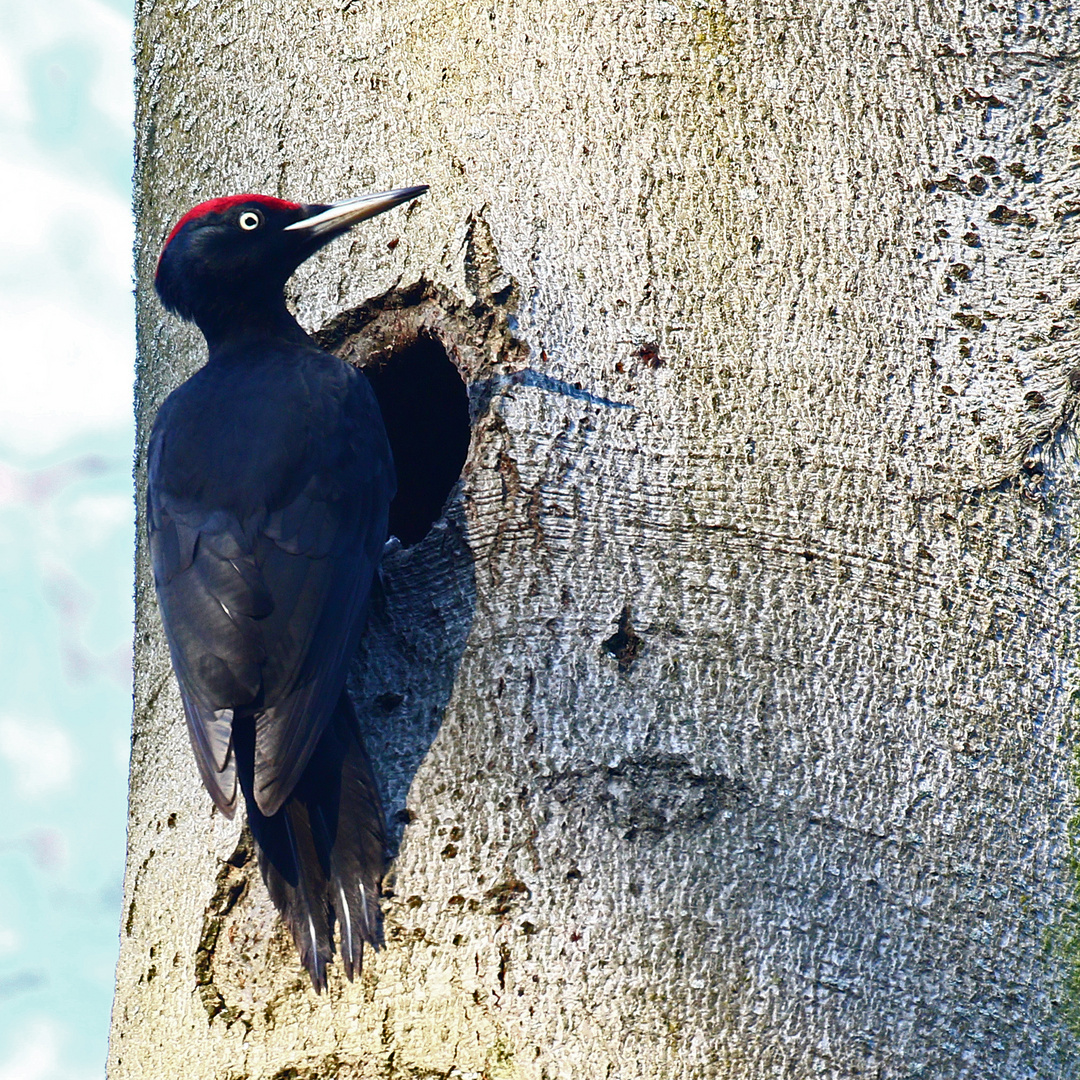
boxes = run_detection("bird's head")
[154,187,427,337]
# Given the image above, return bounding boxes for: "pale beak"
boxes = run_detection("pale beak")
[284,186,429,237]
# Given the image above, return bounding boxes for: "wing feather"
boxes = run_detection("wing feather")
[147,358,394,819]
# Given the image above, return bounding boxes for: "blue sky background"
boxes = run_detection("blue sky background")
[0,0,134,1077]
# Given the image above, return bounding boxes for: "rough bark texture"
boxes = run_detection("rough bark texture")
[113,0,1080,1076]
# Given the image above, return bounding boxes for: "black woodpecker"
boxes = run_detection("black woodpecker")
[149,186,427,990]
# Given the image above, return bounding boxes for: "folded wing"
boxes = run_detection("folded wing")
[147,367,394,818]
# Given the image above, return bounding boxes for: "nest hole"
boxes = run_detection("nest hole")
[363,335,470,546]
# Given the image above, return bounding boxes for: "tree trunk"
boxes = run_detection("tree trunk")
[112,0,1080,1076]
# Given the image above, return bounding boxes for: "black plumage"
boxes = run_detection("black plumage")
[148,187,426,989]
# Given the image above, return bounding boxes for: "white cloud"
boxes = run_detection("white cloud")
[0,160,133,454]
[0,0,134,456]
[65,493,133,546]
[79,0,135,132]
[0,161,131,270]
[0,299,133,453]
[0,716,75,798]
[0,1019,61,1080]
[0,464,19,508]
[0,0,132,133]
[0,34,29,126]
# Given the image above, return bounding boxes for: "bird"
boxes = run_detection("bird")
[148,186,427,991]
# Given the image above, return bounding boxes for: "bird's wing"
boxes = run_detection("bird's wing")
[248,454,390,816]
[147,502,262,815]
[148,366,394,818]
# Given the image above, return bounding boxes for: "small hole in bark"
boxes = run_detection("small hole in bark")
[602,606,643,672]
[363,335,469,546]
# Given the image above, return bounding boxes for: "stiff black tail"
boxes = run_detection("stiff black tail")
[234,693,385,991]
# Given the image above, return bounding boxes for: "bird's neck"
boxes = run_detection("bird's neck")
[197,295,313,355]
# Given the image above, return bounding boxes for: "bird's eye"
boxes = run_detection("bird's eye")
[238,210,262,231]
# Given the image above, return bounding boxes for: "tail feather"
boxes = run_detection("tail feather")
[234,694,386,991]
[279,801,332,990]
[323,711,385,979]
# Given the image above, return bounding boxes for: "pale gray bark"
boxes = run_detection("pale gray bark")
[112,0,1080,1076]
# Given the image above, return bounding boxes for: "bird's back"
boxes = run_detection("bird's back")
[147,342,395,816]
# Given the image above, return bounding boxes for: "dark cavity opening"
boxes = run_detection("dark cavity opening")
[363,335,469,547]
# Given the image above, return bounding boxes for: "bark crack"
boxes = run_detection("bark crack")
[194,831,252,1028]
